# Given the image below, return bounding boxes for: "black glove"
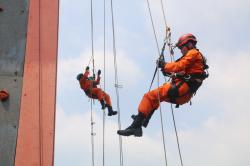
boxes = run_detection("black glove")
[157,58,165,69]
[86,66,90,71]
[97,69,101,76]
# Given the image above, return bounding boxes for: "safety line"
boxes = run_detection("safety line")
[102,108,106,166]
[91,0,95,75]
[160,0,175,62]
[146,0,168,165]
[146,0,160,56]
[167,23,184,166]
[90,0,95,165]
[160,0,167,29]
[110,0,124,165]
[157,69,168,166]
[170,104,184,166]
[91,99,95,166]
[102,0,106,165]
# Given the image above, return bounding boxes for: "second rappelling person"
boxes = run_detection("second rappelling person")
[77,66,117,116]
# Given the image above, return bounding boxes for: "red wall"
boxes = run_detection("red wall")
[15,0,59,165]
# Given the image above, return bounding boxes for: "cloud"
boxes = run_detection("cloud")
[55,107,167,166]
[198,50,250,105]
[174,110,250,166]
[143,0,250,50]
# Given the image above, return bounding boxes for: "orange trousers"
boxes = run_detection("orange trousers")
[138,81,192,116]
[87,88,112,106]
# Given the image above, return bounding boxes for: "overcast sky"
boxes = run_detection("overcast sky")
[55,0,250,166]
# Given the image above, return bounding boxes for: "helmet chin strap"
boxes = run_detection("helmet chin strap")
[186,41,196,50]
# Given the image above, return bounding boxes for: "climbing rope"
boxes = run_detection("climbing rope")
[102,0,106,165]
[157,69,168,166]
[90,0,95,165]
[90,99,95,166]
[167,29,184,166]
[147,1,186,166]
[90,0,95,76]
[146,0,168,165]
[170,104,184,166]
[110,0,124,166]
[146,0,160,56]
[160,0,167,29]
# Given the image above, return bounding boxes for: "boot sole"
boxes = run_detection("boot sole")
[117,130,142,137]
[134,132,142,137]
[108,111,117,116]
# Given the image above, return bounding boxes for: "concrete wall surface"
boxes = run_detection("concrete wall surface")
[0,0,28,165]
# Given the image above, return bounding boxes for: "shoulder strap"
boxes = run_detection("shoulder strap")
[197,49,209,70]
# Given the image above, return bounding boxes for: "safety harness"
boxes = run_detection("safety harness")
[167,50,209,107]
[83,76,99,99]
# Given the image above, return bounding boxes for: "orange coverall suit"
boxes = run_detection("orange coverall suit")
[138,48,205,116]
[79,70,112,106]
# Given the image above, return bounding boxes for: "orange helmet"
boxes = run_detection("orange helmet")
[176,33,197,48]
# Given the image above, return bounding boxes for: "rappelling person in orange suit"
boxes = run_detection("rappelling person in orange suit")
[77,66,117,116]
[117,33,209,137]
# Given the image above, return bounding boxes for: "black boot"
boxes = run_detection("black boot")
[131,109,155,128]
[107,105,117,116]
[117,112,145,137]
[100,100,106,110]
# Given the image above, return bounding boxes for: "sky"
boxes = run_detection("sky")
[55,0,250,166]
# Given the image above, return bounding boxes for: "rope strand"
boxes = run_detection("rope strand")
[90,0,95,165]
[170,104,184,166]
[160,0,167,28]
[91,0,95,75]
[146,1,168,165]
[146,0,160,55]
[146,1,185,166]
[102,0,106,165]
[157,69,168,166]
[110,1,124,166]
[91,99,95,166]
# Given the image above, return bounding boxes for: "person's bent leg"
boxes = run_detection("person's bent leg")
[138,84,170,117]
[117,84,171,136]
[104,92,117,116]
[95,88,117,116]
[91,88,106,109]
